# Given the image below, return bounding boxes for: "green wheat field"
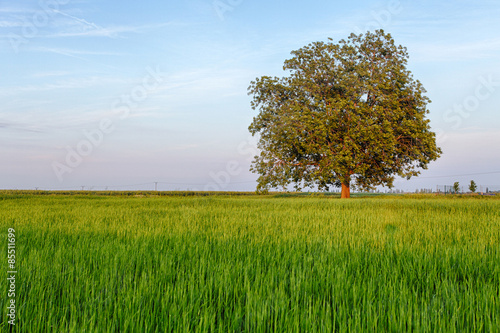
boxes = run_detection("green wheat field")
[1,191,499,332]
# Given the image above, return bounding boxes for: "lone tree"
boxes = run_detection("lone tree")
[469,180,477,193]
[453,181,460,194]
[248,30,441,198]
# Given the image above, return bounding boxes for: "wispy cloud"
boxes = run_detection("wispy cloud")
[43,16,184,38]
[0,7,23,13]
[0,6,182,39]
[51,9,100,30]
[0,121,45,133]
[0,20,24,28]
[31,46,127,57]
[31,71,73,78]
[48,22,182,38]
[0,76,132,97]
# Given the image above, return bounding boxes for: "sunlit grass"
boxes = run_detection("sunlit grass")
[1,193,499,331]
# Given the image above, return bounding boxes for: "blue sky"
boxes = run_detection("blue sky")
[1,0,499,192]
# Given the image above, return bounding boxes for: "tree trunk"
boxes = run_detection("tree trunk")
[341,182,350,198]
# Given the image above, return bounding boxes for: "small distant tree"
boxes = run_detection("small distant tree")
[469,180,477,193]
[453,181,460,194]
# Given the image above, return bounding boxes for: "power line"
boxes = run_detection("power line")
[102,182,154,188]
[157,180,256,185]
[17,171,500,191]
[418,171,500,179]
[38,180,257,191]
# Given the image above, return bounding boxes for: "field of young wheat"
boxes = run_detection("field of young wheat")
[1,192,499,331]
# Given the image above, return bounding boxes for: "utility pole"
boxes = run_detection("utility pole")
[154,182,158,191]
[81,186,85,191]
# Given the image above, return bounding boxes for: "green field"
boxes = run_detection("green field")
[1,192,499,332]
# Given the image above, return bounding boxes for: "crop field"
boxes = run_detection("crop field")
[1,192,499,332]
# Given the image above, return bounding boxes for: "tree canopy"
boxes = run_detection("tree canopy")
[469,180,477,193]
[248,30,441,198]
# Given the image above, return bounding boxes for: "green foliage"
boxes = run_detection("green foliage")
[248,30,441,194]
[1,195,499,331]
[469,180,477,193]
[454,181,460,194]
